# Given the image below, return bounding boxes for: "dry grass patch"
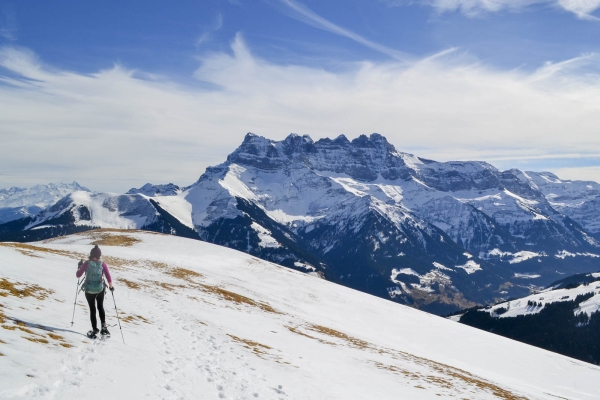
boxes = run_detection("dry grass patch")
[285,325,336,346]
[146,261,169,270]
[47,333,64,341]
[151,280,186,292]
[90,233,140,247]
[0,278,53,300]
[199,284,281,314]
[167,267,203,282]
[102,255,135,270]
[23,337,49,344]
[121,314,151,325]
[59,343,73,348]
[0,242,85,260]
[308,324,370,350]
[228,334,272,358]
[0,339,6,344]
[120,278,143,290]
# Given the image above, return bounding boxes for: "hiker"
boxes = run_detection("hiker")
[76,245,114,338]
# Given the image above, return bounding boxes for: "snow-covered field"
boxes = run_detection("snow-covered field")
[1,230,599,399]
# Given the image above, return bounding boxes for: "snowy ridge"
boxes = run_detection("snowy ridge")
[126,183,181,197]
[481,279,600,319]
[0,182,89,224]
[1,230,599,399]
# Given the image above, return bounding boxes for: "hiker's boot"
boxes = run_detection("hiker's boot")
[87,328,99,339]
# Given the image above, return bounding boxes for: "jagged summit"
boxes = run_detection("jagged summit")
[127,183,181,196]
[226,132,411,181]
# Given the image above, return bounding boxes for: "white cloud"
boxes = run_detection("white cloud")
[558,0,600,19]
[550,166,600,182]
[388,0,600,19]
[1,37,600,191]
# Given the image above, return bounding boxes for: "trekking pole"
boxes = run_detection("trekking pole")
[71,259,85,326]
[110,289,125,344]
[70,278,81,327]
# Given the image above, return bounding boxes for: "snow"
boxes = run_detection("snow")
[293,261,315,271]
[510,251,545,264]
[484,281,600,319]
[391,268,419,281]
[218,164,259,202]
[1,230,599,399]
[0,182,88,209]
[514,273,542,279]
[148,195,194,229]
[556,250,600,259]
[251,222,282,248]
[484,249,545,264]
[432,262,454,272]
[455,260,481,274]
[0,182,89,224]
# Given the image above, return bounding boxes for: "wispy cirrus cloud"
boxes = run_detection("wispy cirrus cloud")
[196,12,224,47]
[0,6,18,41]
[1,36,600,190]
[272,0,410,61]
[382,0,600,20]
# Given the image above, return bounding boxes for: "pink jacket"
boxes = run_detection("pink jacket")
[76,261,112,283]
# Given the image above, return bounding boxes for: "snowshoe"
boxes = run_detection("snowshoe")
[100,325,110,338]
[87,328,99,339]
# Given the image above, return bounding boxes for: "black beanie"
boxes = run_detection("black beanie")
[90,245,102,259]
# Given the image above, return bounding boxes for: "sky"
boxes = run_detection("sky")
[1,0,600,192]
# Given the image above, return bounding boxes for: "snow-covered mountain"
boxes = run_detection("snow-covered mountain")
[515,171,600,240]
[457,271,600,365]
[0,182,89,224]
[1,230,599,399]
[2,133,600,314]
[179,133,600,313]
[126,183,182,197]
[0,191,196,242]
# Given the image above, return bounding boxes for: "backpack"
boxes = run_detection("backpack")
[84,260,105,294]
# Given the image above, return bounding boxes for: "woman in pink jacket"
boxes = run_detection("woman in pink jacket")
[76,245,114,338]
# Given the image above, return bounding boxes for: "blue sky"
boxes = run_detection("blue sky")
[1,0,600,191]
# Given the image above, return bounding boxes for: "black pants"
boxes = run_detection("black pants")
[85,290,105,330]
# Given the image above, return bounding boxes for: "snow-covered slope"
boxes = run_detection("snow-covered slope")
[1,230,599,399]
[0,182,89,224]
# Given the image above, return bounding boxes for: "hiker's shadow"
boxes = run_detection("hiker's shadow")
[10,317,87,337]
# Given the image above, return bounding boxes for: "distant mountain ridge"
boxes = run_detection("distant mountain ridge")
[457,271,600,365]
[0,182,89,224]
[2,133,600,314]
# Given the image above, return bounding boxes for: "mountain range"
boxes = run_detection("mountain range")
[2,133,600,314]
